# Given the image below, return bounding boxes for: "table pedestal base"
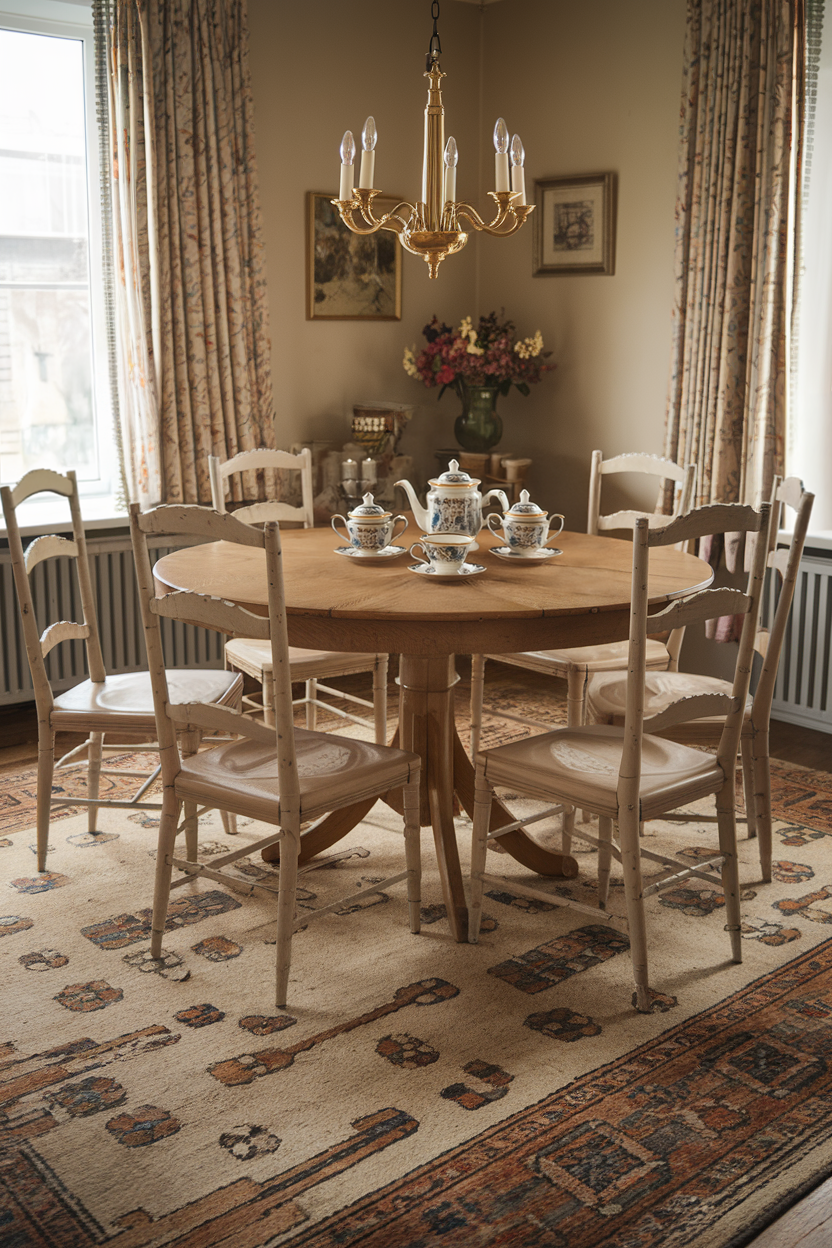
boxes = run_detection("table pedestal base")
[264,654,578,942]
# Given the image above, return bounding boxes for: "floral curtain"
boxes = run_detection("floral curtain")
[664,0,803,521]
[98,0,275,507]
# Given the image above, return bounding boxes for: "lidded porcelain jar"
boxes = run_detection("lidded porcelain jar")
[331,492,408,555]
[486,489,566,556]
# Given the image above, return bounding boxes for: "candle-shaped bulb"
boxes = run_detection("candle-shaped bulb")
[493,117,509,154]
[510,133,526,205]
[340,131,356,165]
[359,116,376,188]
[443,136,458,205]
[493,118,510,192]
[361,116,377,151]
[339,131,356,200]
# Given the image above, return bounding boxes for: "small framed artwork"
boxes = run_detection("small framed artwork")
[306,191,403,320]
[533,173,616,276]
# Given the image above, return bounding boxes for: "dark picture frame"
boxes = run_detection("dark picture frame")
[306,191,403,320]
[532,173,616,276]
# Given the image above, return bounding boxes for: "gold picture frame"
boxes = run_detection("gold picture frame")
[533,173,616,276]
[306,191,403,320]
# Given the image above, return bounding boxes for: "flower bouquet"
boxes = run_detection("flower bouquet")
[403,312,553,451]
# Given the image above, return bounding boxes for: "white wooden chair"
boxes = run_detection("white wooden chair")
[469,501,770,1012]
[1,470,243,871]
[585,479,814,882]
[129,502,422,1007]
[209,448,388,742]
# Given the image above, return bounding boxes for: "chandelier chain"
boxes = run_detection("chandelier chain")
[426,0,441,69]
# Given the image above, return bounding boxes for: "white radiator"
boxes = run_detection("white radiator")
[0,531,223,706]
[766,539,832,735]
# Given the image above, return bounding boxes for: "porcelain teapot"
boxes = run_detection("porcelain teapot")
[395,460,509,539]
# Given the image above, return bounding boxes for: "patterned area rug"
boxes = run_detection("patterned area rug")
[2,674,832,1248]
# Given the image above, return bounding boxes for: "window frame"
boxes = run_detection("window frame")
[0,0,121,535]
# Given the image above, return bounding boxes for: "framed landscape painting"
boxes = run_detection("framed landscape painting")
[306,191,402,320]
[533,173,616,276]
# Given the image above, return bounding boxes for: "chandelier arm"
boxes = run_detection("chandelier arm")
[332,196,416,236]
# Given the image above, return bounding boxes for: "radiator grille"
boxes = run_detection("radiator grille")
[765,550,832,734]
[0,533,223,705]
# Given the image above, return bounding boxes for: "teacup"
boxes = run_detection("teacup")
[332,493,408,555]
[409,532,476,576]
[486,490,565,556]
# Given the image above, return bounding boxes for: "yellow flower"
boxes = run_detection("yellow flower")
[466,331,484,357]
[513,331,544,360]
[403,346,419,377]
[458,316,473,338]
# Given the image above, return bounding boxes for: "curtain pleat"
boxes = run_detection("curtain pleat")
[100,0,275,507]
[664,0,800,521]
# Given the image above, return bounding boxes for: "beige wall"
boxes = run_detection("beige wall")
[247,0,686,510]
[247,0,482,480]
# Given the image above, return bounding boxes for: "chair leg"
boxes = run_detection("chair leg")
[151,791,182,959]
[178,730,200,862]
[561,668,587,854]
[598,816,613,909]
[305,679,317,731]
[618,806,651,1012]
[374,655,388,745]
[36,727,56,873]
[403,772,422,933]
[470,654,485,760]
[468,761,492,943]
[219,809,238,836]
[716,781,742,963]
[261,668,275,727]
[275,825,299,1009]
[751,729,773,883]
[741,737,756,839]
[87,732,104,834]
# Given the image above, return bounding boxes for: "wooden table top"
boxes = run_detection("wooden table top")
[154,520,713,657]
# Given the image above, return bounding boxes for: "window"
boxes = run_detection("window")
[0,0,118,526]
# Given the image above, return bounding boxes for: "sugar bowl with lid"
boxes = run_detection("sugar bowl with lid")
[486,489,565,556]
[331,493,408,555]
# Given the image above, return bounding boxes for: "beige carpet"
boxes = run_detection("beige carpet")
[2,677,832,1246]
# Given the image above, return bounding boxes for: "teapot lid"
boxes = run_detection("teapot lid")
[505,489,547,517]
[429,459,479,487]
[348,492,390,518]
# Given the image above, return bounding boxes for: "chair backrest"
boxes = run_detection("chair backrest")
[208,448,314,529]
[587,450,696,536]
[620,501,771,805]
[751,477,814,729]
[1,470,106,722]
[129,504,299,807]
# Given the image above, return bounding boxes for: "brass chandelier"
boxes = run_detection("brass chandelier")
[333,1,533,279]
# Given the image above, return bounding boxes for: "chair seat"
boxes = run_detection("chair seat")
[586,669,752,730]
[175,730,419,823]
[480,725,724,820]
[487,638,672,675]
[225,637,381,682]
[51,669,242,732]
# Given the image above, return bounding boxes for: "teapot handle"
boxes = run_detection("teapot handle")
[482,488,510,513]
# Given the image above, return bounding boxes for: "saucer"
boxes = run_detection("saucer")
[335,545,407,560]
[490,545,562,563]
[407,562,487,578]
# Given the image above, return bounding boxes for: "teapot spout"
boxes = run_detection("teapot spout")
[395,478,429,531]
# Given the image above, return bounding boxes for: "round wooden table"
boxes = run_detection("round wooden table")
[154,521,712,943]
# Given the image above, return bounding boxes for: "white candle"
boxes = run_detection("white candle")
[341,458,358,480]
[510,134,526,205]
[493,118,510,193]
[443,136,458,204]
[361,457,377,482]
[339,130,355,200]
[359,116,377,189]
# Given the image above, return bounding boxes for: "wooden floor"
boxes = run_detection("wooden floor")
[1,684,830,1245]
